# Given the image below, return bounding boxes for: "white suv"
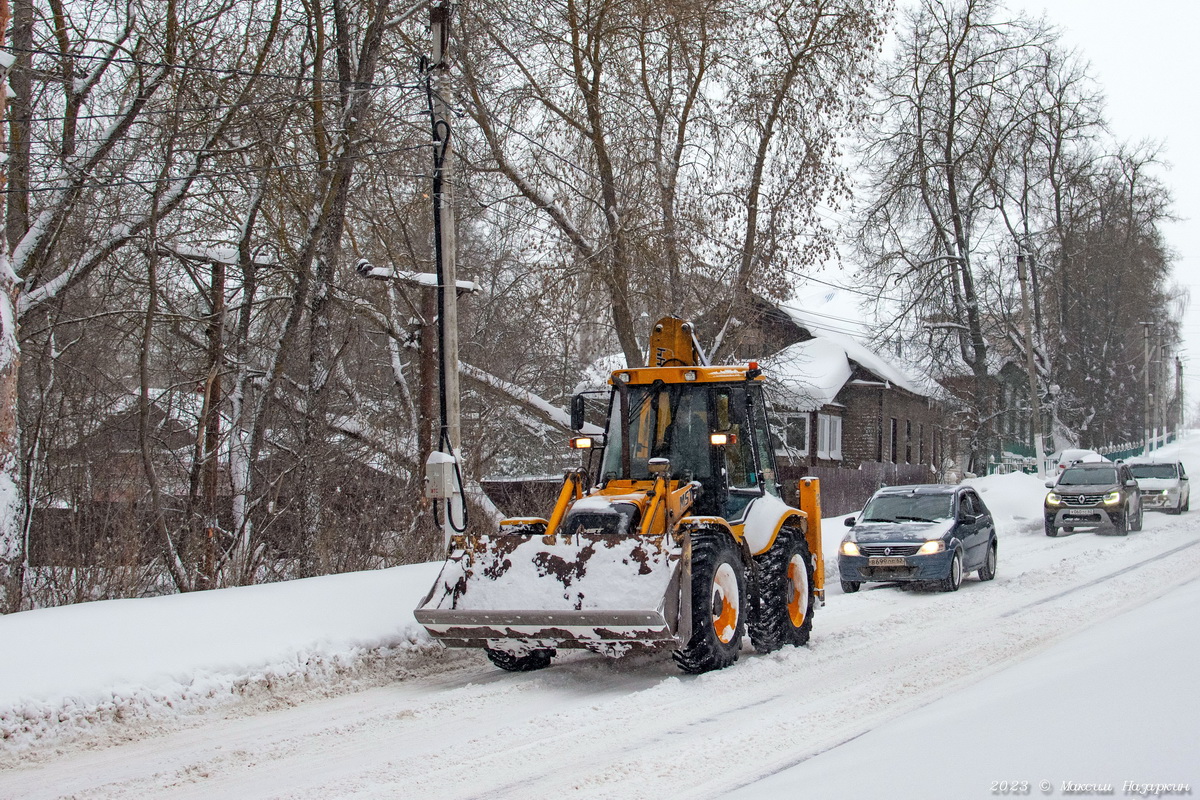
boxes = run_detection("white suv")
[1129,460,1190,514]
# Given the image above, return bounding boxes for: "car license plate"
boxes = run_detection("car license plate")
[869,556,907,567]
[1063,512,1093,521]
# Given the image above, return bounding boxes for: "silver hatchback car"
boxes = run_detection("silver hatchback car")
[1128,460,1190,514]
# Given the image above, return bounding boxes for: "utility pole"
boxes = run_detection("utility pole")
[1159,333,1169,444]
[428,0,465,546]
[1177,356,1185,431]
[1141,322,1152,453]
[1016,252,1045,475]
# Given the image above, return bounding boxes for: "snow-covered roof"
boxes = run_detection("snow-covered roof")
[763,338,852,412]
[765,301,936,409]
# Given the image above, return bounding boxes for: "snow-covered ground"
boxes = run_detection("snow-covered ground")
[2,439,1199,799]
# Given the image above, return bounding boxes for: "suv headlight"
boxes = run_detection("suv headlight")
[1045,492,1062,506]
[1103,490,1121,506]
[840,540,861,557]
[917,540,946,555]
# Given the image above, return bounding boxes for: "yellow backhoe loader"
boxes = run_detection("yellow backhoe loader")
[415,317,825,673]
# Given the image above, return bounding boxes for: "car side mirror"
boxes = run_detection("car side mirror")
[570,394,586,431]
[1124,479,1137,488]
[1044,480,1055,489]
[959,513,978,525]
[844,516,856,527]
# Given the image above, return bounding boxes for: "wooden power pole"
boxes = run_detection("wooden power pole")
[1016,253,1045,474]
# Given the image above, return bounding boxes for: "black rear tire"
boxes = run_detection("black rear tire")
[748,530,815,653]
[485,647,555,672]
[978,541,997,581]
[674,530,746,674]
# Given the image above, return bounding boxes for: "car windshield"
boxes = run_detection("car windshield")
[860,493,954,523]
[1130,464,1178,479]
[1059,467,1117,486]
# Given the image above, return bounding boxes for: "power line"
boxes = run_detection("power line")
[16,90,427,125]
[3,45,424,90]
[0,143,433,194]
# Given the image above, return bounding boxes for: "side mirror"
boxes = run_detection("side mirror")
[1124,479,1137,488]
[648,457,671,475]
[959,513,978,525]
[843,516,856,527]
[570,394,586,431]
[1044,480,1056,489]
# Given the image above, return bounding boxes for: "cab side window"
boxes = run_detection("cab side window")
[959,493,977,518]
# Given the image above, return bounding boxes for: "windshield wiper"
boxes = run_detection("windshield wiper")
[896,515,933,522]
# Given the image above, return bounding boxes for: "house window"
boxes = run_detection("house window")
[889,418,898,463]
[919,423,925,464]
[772,412,810,458]
[905,420,913,464]
[817,413,842,461]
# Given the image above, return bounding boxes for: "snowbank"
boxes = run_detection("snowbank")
[0,563,442,752]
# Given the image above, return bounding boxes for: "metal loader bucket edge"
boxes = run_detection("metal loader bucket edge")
[414,607,676,649]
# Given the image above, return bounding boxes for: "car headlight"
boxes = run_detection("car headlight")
[917,540,946,555]
[840,540,861,557]
[1103,490,1121,506]
[1045,492,1061,506]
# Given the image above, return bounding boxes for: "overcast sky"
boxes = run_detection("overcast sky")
[1014,1,1200,416]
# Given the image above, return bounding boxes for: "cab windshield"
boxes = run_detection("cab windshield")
[601,383,716,482]
[1129,464,1178,479]
[860,493,954,523]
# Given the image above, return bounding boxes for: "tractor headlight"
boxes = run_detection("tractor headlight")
[1103,490,1121,506]
[917,540,946,555]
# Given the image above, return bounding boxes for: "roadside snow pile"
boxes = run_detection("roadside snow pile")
[0,563,444,754]
[966,471,1048,534]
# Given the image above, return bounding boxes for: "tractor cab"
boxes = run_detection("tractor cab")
[592,371,779,520]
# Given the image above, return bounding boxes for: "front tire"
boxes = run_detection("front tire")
[841,580,861,594]
[485,647,555,672]
[939,550,963,592]
[748,530,815,653]
[1045,520,1057,537]
[1115,509,1129,536]
[977,541,997,581]
[1131,504,1144,531]
[674,530,747,674]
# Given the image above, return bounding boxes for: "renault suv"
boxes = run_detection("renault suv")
[1044,461,1143,536]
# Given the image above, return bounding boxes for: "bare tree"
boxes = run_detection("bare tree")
[856,0,1056,470]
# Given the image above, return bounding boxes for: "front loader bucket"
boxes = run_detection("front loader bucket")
[414,530,682,653]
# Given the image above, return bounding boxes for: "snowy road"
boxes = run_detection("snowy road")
[3,477,1200,798]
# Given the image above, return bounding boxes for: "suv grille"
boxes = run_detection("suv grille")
[1061,494,1106,506]
[861,544,922,556]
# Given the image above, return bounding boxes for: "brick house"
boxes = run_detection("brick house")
[708,297,952,514]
